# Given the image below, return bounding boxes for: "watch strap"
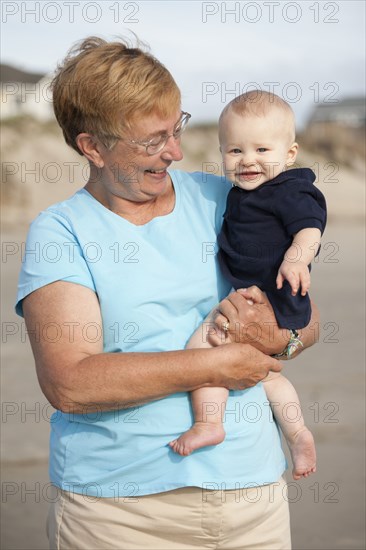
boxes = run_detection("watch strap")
[272,329,304,359]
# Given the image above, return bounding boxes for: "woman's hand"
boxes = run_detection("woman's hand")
[213,286,320,357]
[212,287,290,355]
[212,286,286,355]
[212,343,282,390]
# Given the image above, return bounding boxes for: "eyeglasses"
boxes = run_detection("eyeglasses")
[127,111,191,155]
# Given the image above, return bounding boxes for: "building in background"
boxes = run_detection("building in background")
[308,97,366,128]
[303,97,366,170]
[0,64,54,121]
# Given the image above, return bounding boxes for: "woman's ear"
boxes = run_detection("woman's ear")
[76,133,105,168]
[286,142,298,167]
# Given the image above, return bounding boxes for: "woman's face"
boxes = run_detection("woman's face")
[97,111,184,203]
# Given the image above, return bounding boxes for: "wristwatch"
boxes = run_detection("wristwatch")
[272,329,304,359]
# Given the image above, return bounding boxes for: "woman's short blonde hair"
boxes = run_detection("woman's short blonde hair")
[51,36,181,154]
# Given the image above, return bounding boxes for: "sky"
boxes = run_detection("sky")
[1,0,365,128]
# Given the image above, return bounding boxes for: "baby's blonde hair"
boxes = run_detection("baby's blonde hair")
[219,90,296,143]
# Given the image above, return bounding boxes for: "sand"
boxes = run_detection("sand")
[1,125,365,549]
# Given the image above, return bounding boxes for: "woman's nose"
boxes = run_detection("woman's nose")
[161,135,183,161]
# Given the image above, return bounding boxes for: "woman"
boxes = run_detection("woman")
[16,36,318,549]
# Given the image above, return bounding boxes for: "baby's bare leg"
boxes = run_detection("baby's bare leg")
[169,387,228,456]
[169,319,228,456]
[263,372,316,479]
[187,312,227,349]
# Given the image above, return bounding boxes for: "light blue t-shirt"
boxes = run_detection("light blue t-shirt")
[16,170,286,497]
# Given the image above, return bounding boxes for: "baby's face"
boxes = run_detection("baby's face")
[219,109,298,190]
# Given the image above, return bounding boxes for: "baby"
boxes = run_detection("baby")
[170,90,327,480]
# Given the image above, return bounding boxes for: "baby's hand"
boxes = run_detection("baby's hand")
[276,260,311,297]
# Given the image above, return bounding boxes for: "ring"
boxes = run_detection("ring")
[222,321,230,333]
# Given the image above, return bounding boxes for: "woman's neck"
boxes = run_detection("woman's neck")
[84,176,175,226]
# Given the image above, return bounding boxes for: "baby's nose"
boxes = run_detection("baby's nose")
[239,151,255,164]
[242,157,257,166]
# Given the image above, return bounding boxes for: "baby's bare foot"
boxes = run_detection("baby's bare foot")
[169,422,225,456]
[288,427,317,480]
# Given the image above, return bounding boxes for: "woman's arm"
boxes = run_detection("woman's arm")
[213,286,320,357]
[23,281,282,414]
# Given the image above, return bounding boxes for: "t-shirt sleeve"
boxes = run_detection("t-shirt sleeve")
[271,181,327,236]
[15,210,96,317]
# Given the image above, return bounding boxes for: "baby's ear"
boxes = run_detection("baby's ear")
[287,142,298,166]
